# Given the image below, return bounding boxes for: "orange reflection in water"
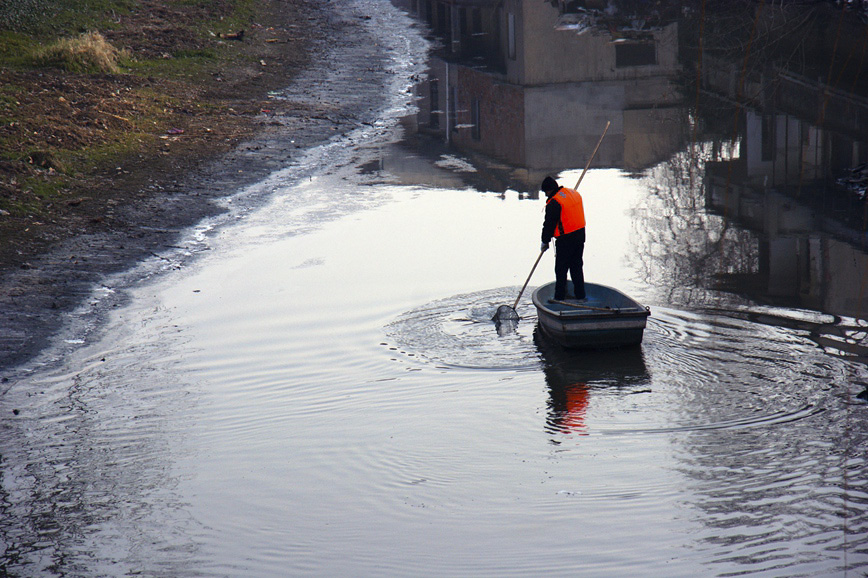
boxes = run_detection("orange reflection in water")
[550,382,590,435]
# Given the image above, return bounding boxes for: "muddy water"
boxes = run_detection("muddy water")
[3,158,866,576]
[4,1,868,577]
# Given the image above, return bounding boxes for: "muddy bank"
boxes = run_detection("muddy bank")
[0,0,422,374]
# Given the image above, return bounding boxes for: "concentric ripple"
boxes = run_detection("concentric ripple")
[635,305,863,434]
[384,287,542,370]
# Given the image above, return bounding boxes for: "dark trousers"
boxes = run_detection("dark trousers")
[554,228,585,300]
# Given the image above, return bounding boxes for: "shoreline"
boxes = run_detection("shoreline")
[0,0,427,375]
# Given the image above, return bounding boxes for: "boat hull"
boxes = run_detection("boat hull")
[532,282,650,349]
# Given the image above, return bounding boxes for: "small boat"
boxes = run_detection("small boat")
[532,281,650,349]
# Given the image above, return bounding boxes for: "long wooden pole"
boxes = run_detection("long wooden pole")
[511,250,545,311]
[497,121,611,321]
[573,120,610,190]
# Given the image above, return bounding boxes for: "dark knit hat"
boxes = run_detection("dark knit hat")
[541,176,559,194]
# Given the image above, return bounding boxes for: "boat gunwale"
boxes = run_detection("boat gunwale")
[531,282,650,320]
[531,282,649,349]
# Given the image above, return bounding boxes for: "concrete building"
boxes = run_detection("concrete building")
[409,0,686,185]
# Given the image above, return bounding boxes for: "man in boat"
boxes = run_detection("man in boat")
[540,176,586,302]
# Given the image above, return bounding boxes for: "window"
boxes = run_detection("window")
[437,3,447,34]
[429,80,439,129]
[428,80,442,128]
[471,98,481,140]
[450,85,458,133]
[472,8,482,35]
[507,13,516,60]
[761,114,775,162]
[615,42,656,67]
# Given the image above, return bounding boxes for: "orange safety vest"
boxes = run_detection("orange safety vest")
[546,187,586,237]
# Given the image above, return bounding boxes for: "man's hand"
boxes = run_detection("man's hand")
[540,242,549,252]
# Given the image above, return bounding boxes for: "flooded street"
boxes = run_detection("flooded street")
[3,0,868,576]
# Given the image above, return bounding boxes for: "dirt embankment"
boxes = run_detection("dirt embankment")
[0,0,321,266]
[0,0,384,372]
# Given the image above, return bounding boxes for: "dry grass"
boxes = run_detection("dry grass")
[32,31,125,74]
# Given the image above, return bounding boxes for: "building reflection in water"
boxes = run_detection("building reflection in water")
[403,0,686,192]
[688,2,868,320]
[401,0,868,321]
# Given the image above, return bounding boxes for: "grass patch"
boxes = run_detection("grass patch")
[65,136,148,174]
[126,47,221,81]
[126,53,219,83]
[21,150,66,173]
[21,174,67,200]
[31,31,126,74]
[0,0,134,37]
[0,92,21,110]
[0,170,69,216]
[0,195,41,216]
[208,0,256,35]
[0,31,37,65]
[0,0,295,222]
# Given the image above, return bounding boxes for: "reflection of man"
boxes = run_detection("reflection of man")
[548,383,590,435]
[540,176,586,302]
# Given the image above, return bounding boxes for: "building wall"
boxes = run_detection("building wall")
[623,106,685,171]
[506,0,679,86]
[414,0,686,173]
[524,82,624,169]
[744,110,825,188]
[449,65,526,165]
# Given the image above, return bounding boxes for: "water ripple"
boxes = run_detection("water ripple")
[384,288,542,370]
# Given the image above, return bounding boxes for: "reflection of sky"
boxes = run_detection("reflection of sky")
[554,168,648,296]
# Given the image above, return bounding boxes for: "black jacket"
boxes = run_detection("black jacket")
[541,195,562,244]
